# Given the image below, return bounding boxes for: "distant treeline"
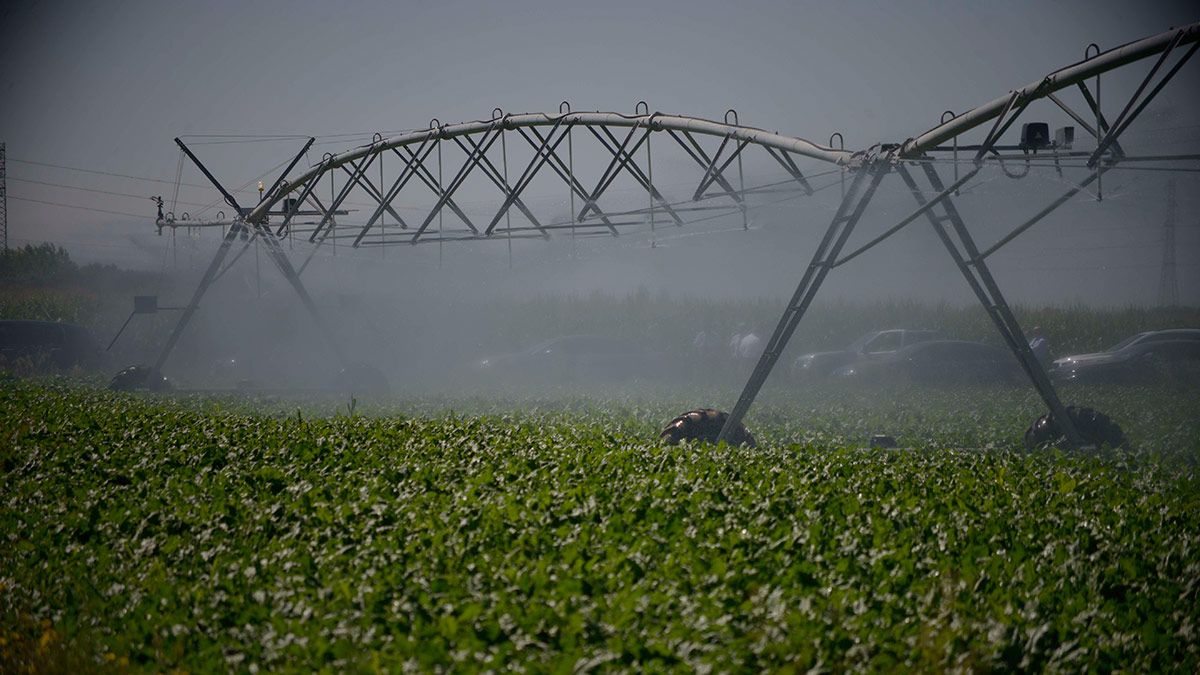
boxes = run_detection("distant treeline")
[0,243,162,332]
[0,243,156,288]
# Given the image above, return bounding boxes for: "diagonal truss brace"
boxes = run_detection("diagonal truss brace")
[337,163,409,229]
[976,91,1029,163]
[154,221,248,372]
[309,152,379,243]
[1074,82,1124,159]
[411,127,504,243]
[587,125,685,226]
[350,139,440,246]
[1087,35,1197,167]
[979,55,1155,260]
[1046,92,1122,158]
[517,125,620,235]
[276,163,327,236]
[575,125,649,223]
[761,146,815,195]
[831,166,982,268]
[469,120,570,236]
[976,165,1114,260]
[394,145,476,232]
[692,137,750,202]
[451,131,549,237]
[666,130,745,203]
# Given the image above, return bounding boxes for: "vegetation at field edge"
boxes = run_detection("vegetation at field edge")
[3,381,1198,671]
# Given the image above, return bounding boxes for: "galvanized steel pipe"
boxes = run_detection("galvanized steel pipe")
[899,21,1200,158]
[247,112,853,223]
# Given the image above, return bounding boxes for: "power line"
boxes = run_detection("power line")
[8,157,258,192]
[1019,261,1199,272]
[8,195,149,220]
[184,137,316,147]
[8,176,211,209]
[1,143,7,251]
[180,128,416,140]
[8,235,172,254]
[188,155,295,217]
[177,133,311,139]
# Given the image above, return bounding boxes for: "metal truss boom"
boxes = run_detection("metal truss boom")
[246,112,855,225]
[901,21,1199,158]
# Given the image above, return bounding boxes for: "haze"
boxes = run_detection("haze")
[1,0,1197,311]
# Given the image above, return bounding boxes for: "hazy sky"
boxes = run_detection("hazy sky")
[1,0,1197,305]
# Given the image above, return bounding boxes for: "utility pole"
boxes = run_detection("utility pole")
[0,142,7,251]
[1158,178,1178,307]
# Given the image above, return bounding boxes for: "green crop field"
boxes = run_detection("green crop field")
[3,379,1199,672]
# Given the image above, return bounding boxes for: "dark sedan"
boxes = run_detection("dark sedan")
[0,320,108,372]
[476,335,660,383]
[1050,329,1200,385]
[832,340,1022,385]
[791,329,940,379]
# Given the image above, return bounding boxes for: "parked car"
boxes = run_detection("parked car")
[1050,329,1200,385]
[791,329,939,379]
[476,335,659,383]
[0,320,107,372]
[832,340,1022,385]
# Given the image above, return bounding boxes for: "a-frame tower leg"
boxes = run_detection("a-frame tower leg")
[718,166,886,443]
[151,138,347,376]
[897,162,1087,448]
[252,225,346,367]
[153,222,247,372]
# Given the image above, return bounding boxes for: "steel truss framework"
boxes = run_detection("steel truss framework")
[156,21,1199,448]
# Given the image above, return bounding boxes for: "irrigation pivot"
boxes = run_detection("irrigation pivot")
[132,21,1200,450]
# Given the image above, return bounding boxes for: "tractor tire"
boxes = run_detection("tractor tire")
[1024,405,1126,450]
[659,408,756,447]
[108,365,172,392]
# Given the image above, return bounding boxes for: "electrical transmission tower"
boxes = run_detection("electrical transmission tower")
[0,142,7,251]
[1158,178,1178,307]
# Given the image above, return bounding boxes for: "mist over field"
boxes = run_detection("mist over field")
[3,1,1200,671]
[45,168,1200,401]
[2,0,1198,400]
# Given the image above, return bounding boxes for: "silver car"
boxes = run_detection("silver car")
[1051,329,1200,385]
[791,329,939,379]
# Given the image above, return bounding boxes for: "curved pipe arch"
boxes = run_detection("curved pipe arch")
[247,111,854,223]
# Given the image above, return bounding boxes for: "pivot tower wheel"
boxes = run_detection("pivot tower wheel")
[1024,405,1127,450]
[108,365,172,392]
[660,408,756,447]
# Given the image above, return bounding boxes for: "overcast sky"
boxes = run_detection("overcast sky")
[1,0,1197,305]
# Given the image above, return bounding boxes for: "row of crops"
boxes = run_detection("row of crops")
[3,379,1198,671]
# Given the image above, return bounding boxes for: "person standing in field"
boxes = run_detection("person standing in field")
[738,326,764,360]
[729,325,745,360]
[1029,326,1051,367]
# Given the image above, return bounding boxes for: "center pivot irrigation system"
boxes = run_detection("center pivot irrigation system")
[129,21,1200,449]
